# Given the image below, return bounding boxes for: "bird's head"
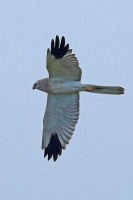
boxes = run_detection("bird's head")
[33,78,49,92]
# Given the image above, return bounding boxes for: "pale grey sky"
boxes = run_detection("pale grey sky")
[0,0,133,200]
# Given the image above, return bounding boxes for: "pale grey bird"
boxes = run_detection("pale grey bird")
[33,36,124,161]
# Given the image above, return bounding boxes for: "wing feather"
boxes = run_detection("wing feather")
[42,93,80,161]
[46,36,82,81]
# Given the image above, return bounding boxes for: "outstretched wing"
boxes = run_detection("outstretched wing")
[46,36,82,81]
[42,93,80,161]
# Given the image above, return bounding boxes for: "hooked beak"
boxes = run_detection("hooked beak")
[33,84,35,90]
[33,81,39,90]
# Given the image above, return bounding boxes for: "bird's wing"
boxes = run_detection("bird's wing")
[42,93,80,161]
[46,36,82,81]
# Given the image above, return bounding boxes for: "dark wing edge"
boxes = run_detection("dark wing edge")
[49,35,71,59]
[44,133,62,162]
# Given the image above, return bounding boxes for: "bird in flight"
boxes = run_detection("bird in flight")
[33,36,124,161]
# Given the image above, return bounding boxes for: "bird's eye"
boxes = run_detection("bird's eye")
[34,82,38,87]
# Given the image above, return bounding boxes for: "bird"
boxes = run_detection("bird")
[33,35,124,161]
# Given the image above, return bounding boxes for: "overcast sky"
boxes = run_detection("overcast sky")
[0,0,133,199]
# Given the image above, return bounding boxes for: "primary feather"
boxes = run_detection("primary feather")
[47,35,82,80]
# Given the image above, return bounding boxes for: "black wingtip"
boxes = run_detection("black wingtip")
[44,133,62,162]
[50,36,70,59]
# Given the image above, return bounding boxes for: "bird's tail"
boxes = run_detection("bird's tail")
[84,84,124,95]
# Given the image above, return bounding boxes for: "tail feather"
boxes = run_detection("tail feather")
[84,85,124,95]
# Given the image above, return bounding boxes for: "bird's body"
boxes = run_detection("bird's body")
[34,77,124,95]
[33,36,124,161]
[34,78,84,93]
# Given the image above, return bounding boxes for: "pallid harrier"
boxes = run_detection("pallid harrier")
[33,36,124,161]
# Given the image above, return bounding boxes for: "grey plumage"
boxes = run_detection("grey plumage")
[33,35,124,161]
